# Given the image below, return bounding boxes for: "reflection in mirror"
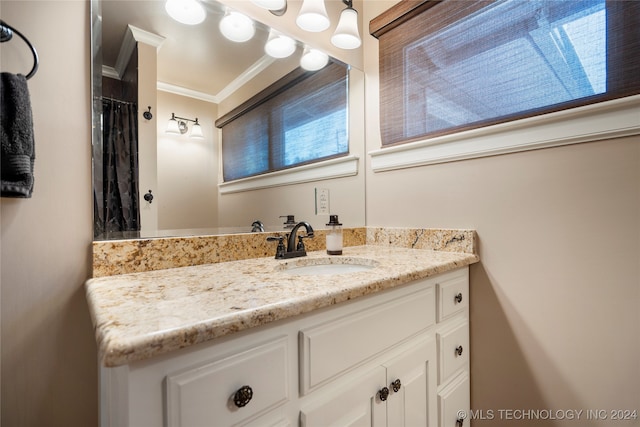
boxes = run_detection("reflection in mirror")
[92,0,365,241]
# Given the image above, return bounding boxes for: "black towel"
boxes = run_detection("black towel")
[1,72,35,198]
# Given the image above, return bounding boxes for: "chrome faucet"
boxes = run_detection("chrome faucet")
[266,221,314,259]
[251,220,265,232]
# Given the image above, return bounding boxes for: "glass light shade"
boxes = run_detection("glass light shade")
[296,0,330,32]
[165,0,206,25]
[250,0,286,10]
[190,121,204,138]
[166,117,181,134]
[265,30,296,58]
[219,10,255,42]
[331,7,361,49]
[300,47,329,71]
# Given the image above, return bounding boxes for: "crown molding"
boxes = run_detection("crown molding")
[109,25,165,79]
[157,82,220,104]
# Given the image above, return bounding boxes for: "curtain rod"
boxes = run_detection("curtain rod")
[101,96,136,105]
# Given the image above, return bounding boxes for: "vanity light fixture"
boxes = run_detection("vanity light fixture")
[250,0,287,16]
[265,29,296,58]
[164,0,206,25]
[331,0,361,49]
[219,10,256,43]
[296,0,330,32]
[166,113,204,138]
[300,46,329,71]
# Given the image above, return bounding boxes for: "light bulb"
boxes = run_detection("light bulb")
[296,0,330,32]
[300,47,329,71]
[251,0,286,10]
[166,116,181,134]
[190,120,204,138]
[265,30,296,58]
[219,10,255,42]
[165,0,206,25]
[331,7,361,49]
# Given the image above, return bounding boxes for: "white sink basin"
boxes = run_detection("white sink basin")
[278,257,379,276]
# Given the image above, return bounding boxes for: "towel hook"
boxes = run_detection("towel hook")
[0,20,39,80]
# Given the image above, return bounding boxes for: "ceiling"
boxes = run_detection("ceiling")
[101,0,277,100]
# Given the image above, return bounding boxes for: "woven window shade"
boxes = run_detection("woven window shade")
[371,0,640,147]
[218,62,348,181]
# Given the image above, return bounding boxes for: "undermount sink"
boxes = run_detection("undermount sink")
[277,257,379,276]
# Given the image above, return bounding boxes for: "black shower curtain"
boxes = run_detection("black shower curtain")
[94,99,140,236]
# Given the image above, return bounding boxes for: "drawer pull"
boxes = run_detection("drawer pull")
[456,418,464,427]
[233,385,253,408]
[391,379,401,392]
[378,386,390,401]
[454,293,463,304]
[455,345,464,356]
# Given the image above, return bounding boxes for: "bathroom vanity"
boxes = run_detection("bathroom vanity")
[86,244,478,427]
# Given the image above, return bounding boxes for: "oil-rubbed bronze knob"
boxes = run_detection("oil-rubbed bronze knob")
[233,385,253,408]
[455,346,464,356]
[454,293,463,303]
[378,386,390,401]
[391,379,401,392]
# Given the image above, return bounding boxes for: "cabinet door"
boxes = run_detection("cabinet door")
[438,372,470,427]
[300,367,387,427]
[165,337,289,427]
[384,338,438,427]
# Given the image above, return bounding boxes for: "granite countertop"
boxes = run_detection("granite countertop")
[85,245,479,367]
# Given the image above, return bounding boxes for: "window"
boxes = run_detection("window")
[371,0,640,147]
[217,62,348,182]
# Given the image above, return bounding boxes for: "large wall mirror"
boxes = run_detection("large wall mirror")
[92,0,366,241]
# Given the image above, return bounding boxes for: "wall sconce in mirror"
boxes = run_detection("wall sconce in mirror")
[164,0,205,25]
[265,29,296,58]
[219,10,256,42]
[166,113,204,138]
[331,0,361,49]
[250,0,287,16]
[300,46,329,71]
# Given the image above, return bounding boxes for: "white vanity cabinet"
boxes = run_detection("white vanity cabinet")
[99,267,470,427]
[300,334,437,427]
[436,270,471,427]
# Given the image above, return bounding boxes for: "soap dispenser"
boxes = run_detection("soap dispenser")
[326,215,343,255]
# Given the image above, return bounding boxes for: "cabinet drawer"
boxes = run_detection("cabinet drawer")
[165,337,289,427]
[300,285,435,394]
[437,271,468,322]
[438,372,470,427]
[437,321,469,385]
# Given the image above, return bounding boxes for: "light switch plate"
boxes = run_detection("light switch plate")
[315,188,330,215]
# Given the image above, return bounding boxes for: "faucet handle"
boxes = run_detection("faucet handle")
[296,233,314,251]
[279,215,296,228]
[266,236,286,259]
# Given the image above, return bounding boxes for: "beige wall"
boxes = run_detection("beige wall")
[0,1,97,426]
[157,91,219,230]
[138,42,159,233]
[363,2,640,426]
